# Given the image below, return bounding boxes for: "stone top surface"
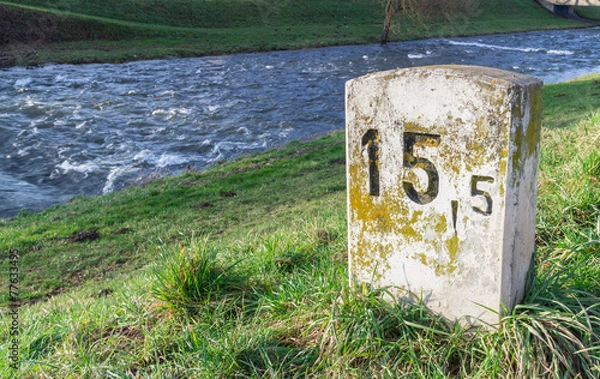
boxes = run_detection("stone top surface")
[347,65,543,89]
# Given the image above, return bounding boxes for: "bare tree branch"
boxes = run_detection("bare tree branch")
[378,0,481,44]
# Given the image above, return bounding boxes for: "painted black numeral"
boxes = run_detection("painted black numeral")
[402,132,441,204]
[361,129,380,196]
[471,175,494,215]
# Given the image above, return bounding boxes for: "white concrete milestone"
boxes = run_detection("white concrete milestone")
[345,65,543,325]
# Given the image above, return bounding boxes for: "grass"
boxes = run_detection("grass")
[0,0,587,67]
[0,133,347,303]
[0,71,599,377]
[0,1,599,376]
[576,6,600,21]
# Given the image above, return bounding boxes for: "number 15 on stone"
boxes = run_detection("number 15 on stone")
[345,65,542,325]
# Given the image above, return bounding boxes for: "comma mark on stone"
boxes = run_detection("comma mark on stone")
[451,200,459,235]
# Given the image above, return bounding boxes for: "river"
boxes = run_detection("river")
[1,27,599,217]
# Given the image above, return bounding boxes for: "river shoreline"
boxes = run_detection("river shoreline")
[0,21,596,70]
[2,27,600,218]
[1,0,594,68]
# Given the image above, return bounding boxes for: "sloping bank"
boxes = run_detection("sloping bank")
[0,72,598,378]
[0,0,589,67]
[1,71,599,306]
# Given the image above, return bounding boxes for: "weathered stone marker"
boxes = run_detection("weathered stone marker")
[346,65,542,324]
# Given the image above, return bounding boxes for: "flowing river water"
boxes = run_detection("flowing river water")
[1,27,600,217]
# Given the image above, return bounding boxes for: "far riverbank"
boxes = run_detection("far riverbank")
[0,0,594,67]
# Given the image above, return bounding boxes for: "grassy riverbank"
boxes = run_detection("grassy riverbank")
[0,0,587,67]
[1,1,599,376]
[1,70,599,377]
[576,6,600,21]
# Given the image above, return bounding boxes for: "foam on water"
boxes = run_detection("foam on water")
[157,154,189,167]
[547,50,574,55]
[448,40,574,56]
[103,166,138,194]
[57,160,99,176]
[448,40,541,52]
[13,78,32,88]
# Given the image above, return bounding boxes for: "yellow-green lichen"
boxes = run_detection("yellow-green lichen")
[413,234,459,277]
[509,84,542,183]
